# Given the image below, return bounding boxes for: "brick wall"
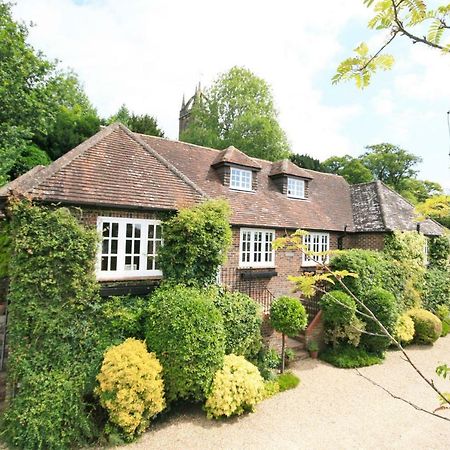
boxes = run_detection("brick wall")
[222,227,339,299]
[343,233,386,251]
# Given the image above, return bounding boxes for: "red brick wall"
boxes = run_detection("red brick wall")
[343,233,386,251]
[76,208,163,228]
[222,227,339,299]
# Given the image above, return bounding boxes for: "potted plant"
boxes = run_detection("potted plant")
[307,340,319,359]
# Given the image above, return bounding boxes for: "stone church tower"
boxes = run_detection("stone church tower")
[178,83,206,139]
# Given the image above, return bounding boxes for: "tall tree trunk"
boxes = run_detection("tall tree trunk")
[281,333,285,373]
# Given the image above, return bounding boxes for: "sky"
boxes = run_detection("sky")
[12,0,450,192]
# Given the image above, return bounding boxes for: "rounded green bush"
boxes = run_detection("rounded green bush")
[145,284,225,403]
[407,308,442,344]
[393,314,415,345]
[320,290,356,327]
[270,296,307,337]
[205,354,265,419]
[213,290,262,360]
[361,288,398,353]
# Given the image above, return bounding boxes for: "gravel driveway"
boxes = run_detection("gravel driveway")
[120,337,450,450]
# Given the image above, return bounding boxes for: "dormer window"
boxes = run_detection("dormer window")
[287,177,305,199]
[230,167,252,191]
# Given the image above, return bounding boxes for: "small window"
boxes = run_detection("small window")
[230,167,252,191]
[302,232,329,266]
[287,177,305,199]
[97,217,163,280]
[239,228,275,268]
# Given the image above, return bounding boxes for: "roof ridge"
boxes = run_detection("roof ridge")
[22,123,123,195]
[121,125,208,199]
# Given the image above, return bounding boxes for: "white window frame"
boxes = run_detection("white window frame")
[230,167,252,191]
[96,217,163,280]
[302,232,330,267]
[239,228,275,268]
[287,177,305,199]
[423,236,429,267]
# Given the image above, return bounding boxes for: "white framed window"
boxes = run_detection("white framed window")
[97,217,163,280]
[302,232,330,266]
[239,228,275,268]
[230,167,252,191]
[287,177,305,199]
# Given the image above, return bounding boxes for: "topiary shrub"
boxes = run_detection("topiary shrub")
[360,288,398,354]
[393,314,415,345]
[213,290,262,360]
[320,290,356,327]
[423,268,450,311]
[270,296,307,372]
[145,284,225,403]
[407,308,442,344]
[95,338,165,441]
[324,316,366,349]
[157,199,232,286]
[205,354,265,419]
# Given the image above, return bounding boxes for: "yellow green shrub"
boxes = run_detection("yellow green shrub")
[205,354,265,419]
[95,338,165,440]
[393,314,415,345]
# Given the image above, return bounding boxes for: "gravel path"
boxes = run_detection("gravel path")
[120,338,450,450]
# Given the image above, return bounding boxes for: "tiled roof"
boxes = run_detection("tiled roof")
[212,146,262,170]
[139,135,354,231]
[269,159,313,179]
[0,124,204,210]
[350,181,444,236]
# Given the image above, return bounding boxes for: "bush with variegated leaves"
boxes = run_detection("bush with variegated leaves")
[205,354,265,419]
[95,338,165,441]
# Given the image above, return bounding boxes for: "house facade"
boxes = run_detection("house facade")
[0,123,444,315]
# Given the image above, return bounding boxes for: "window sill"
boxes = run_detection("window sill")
[98,275,163,282]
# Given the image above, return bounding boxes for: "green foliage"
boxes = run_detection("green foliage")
[307,340,319,352]
[0,219,11,278]
[145,284,225,403]
[320,345,384,368]
[2,371,94,450]
[2,201,107,449]
[95,339,165,441]
[320,290,356,327]
[321,155,373,184]
[384,230,426,267]
[360,288,398,353]
[393,314,415,345]
[100,295,147,342]
[407,308,442,344]
[334,1,450,88]
[107,104,164,137]
[423,268,450,311]
[276,372,300,392]
[7,143,51,179]
[205,354,265,419]
[324,316,366,348]
[270,296,308,337]
[213,290,262,360]
[429,235,450,270]
[263,380,280,398]
[180,66,291,161]
[158,199,232,286]
[256,347,282,380]
[330,249,395,297]
[436,305,450,337]
[289,153,322,171]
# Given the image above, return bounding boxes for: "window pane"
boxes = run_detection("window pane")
[101,256,108,271]
[102,223,110,237]
[134,240,140,254]
[112,223,119,237]
[156,225,162,239]
[110,256,117,271]
[149,225,154,239]
[125,255,131,267]
[111,240,118,254]
[134,256,140,270]
[126,240,132,254]
[126,224,132,238]
[102,240,109,254]
[147,241,154,255]
[134,224,141,238]
[147,256,154,270]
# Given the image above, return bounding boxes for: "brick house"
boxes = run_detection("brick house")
[0,123,444,316]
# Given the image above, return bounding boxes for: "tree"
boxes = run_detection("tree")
[397,178,443,204]
[322,155,373,184]
[290,154,322,171]
[180,66,291,161]
[361,143,421,189]
[107,104,164,137]
[334,1,450,88]
[270,296,307,373]
[33,72,101,160]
